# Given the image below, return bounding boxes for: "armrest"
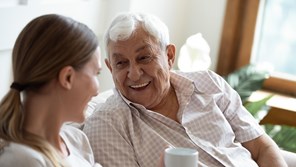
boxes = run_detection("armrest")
[281,150,296,167]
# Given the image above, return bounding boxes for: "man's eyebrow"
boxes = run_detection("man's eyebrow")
[112,52,123,58]
[136,44,150,53]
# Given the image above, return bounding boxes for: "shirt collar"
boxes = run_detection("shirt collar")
[170,71,195,97]
[114,89,143,116]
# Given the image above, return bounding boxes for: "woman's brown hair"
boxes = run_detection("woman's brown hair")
[0,14,98,166]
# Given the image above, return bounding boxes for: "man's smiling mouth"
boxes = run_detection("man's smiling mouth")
[129,81,151,89]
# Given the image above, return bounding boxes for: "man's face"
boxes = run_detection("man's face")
[106,28,175,109]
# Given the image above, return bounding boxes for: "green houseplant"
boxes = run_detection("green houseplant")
[224,64,296,153]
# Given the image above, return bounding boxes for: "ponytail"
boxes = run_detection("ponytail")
[0,89,65,167]
[0,89,24,141]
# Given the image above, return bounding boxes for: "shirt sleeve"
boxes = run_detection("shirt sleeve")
[0,143,49,167]
[207,70,264,143]
[0,158,46,167]
[83,113,140,167]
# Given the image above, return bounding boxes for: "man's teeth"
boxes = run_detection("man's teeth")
[130,82,149,88]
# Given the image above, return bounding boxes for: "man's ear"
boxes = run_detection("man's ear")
[105,58,112,73]
[58,66,75,90]
[166,44,176,69]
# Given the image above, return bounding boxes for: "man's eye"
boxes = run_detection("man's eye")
[139,55,152,63]
[116,61,125,65]
[115,61,128,68]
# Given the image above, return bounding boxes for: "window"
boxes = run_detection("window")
[217,0,296,96]
[252,0,296,80]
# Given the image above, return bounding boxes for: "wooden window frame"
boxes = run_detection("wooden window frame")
[217,0,296,96]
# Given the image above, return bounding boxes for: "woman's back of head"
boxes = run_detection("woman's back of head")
[0,14,98,167]
[13,14,98,90]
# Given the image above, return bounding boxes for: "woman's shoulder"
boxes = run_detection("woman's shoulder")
[60,125,98,167]
[0,141,51,167]
[61,124,93,151]
[61,124,88,142]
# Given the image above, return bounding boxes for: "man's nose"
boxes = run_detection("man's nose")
[127,64,143,81]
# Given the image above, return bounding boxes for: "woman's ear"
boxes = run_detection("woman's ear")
[58,66,75,90]
[166,44,176,69]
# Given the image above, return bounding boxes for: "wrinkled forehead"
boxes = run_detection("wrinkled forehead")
[107,27,161,53]
[110,26,156,43]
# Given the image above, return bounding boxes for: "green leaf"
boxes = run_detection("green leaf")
[263,125,296,153]
[244,95,273,117]
[223,64,270,103]
[224,64,296,153]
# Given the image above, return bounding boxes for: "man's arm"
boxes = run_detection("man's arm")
[242,134,287,167]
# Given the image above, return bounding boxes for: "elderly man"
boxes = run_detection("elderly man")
[83,12,287,167]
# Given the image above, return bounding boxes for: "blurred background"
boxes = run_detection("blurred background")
[0,0,227,99]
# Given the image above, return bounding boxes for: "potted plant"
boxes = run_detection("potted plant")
[224,64,296,153]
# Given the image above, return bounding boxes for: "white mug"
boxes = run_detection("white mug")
[164,147,198,167]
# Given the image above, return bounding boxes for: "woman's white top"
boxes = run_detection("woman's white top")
[0,125,102,167]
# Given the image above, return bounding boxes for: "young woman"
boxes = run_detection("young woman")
[0,14,102,167]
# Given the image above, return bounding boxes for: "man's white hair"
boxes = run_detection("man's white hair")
[104,12,170,57]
